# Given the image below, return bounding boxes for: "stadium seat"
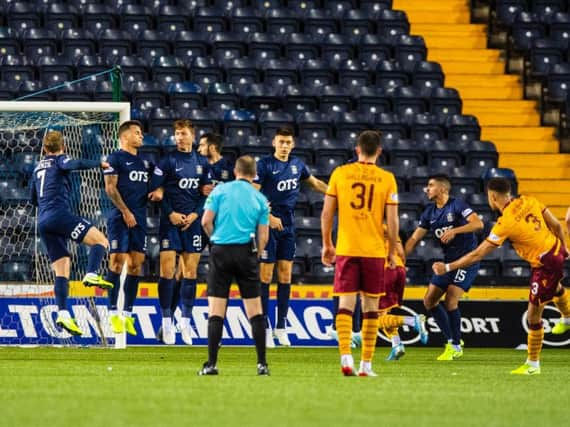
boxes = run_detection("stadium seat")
[446,114,481,143]
[318,85,353,114]
[427,140,463,169]
[156,5,191,32]
[189,56,223,87]
[358,34,393,69]
[36,56,75,86]
[265,8,301,35]
[300,58,336,88]
[222,109,257,141]
[168,81,204,110]
[429,88,463,116]
[334,112,372,142]
[285,33,320,62]
[410,113,446,144]
[482,167,518,195]
[151,55,187,85]
[509,12,545,54]
[258,111,295,137]
[394,35,427,72]
[375,60,409,90]
[193,7,227,33]
[547,12,570,47]
[542,62,570,108]
[263,58,300,87]
[183,109,220,134]
[297,111,334,140]
[337,59,372,89]
[374,112,408,141]
[360,0,392,18]
[354,86,391,115]
[210,32,248,62]
[43,3,80,31]
[387,139,425,168]
[223,57,261,85]
[60,29,97,60]
[528,38,564,79]
[119,4,154,33]
[229,7,264,34]
[283,84,319,115]
[413,61,445,89]
[0,27,19,56]
[340,9,374,41]
[390,86,427,116]
[502,244,531,285]
[321,33,355,65]
[205,82,239,113]
[20,28,58,58]
[7,2,41,30]
[97,29,134,57]
[240,136,273,159]
[0,55,35,87]
[463,140,499,171]
[172,31,210,61]
[377,8,410,39]
[247,32,282,62]
[237,83,283,114]
[83,4,118,33]
[137,30,172,62]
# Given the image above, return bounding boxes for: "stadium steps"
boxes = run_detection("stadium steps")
[398,0,569,221]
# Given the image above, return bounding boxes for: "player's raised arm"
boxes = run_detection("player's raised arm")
[404,227,427,256]
[433,240,497,276]
[57,155,106,171]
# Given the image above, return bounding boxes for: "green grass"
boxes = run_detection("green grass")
[1,346,568,427]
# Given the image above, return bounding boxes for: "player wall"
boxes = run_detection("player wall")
[0,284,568,348]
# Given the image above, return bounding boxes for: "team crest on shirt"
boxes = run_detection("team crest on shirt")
[196,165,203,175]
[447,212,454,222]
[111,240,118,250]
[143,160,149,169]
[162,239,170,249]
[221,170,229,180]
[291,165,298,174]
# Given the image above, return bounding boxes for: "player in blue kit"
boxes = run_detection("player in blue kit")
[149,120,213,345]
[197,133,235,185]
[30,131,112,336]
[103,120,151,336]
[254,127,328,347]
[405,174,483,360]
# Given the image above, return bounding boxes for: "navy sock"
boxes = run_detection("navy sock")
[353,294,362,333]
[260,282,270,328]
[447,308,462,345]
[276,283,290,329]
[171,279,181,317]
[86,244,106,275]
[123,274,140,312]
[207,315,224,366]
[158,277,175,318]
[105,271,121,310]
[429,304,452,340]
[181,278,197,318]
[332,296,339,329]
[250,314,267,365]
[54,276,69,311]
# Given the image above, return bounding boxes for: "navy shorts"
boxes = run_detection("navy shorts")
[39,213,93,263]
[260,225,295,263]
[430,262,479,292]
[159,217,205,253]
[107,215,147,254]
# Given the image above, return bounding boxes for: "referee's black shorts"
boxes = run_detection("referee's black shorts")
[207,243,260,299]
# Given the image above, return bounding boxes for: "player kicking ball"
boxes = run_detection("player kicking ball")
[31,131,112,336]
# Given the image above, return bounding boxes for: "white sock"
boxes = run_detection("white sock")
[360,360,372,371]
[526,359,540,368]
[123,311,132,318]
[391,335,401,347]
[58,310,71,318]
[403,316,415,327]
[452,344,462,351]
[109,309,118,317]
[340,354,354,367]
[563,317,570,325]
[162,317,172,332]
[180,317,191,330]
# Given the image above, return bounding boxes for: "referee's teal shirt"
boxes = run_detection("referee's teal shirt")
[204,179,270,244]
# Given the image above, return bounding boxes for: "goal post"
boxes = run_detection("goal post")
[0,101,130,348]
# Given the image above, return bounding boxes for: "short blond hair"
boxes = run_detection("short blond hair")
[43,131,64,153]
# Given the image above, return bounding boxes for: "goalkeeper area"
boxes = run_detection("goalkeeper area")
[2,346,567,427]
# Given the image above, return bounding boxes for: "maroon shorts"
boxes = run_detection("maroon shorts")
[529,242,567,306]
[379,266,406,310]
[333,256,385,297]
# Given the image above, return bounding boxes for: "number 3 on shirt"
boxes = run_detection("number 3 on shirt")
[350,182,374,211]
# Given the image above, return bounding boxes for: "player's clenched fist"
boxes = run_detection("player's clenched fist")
[432,262,446,275]
[321,245,336,267]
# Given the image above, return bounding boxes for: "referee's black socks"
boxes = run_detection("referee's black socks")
[207,315,224,366]
[249,314,267,365]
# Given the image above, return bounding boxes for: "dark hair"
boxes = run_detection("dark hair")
[428,173,451,191]
[487,177,511,194]
[43,130,64,153]
[235,155,257,177]
[200,132,223,152]
[173,119,194,131]
[118,120,142,137]
[356,130,382,156]
[275,126,294,137]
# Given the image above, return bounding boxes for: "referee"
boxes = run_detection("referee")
[198,155,270,376]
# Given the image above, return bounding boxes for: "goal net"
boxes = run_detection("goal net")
[0,101,130,347]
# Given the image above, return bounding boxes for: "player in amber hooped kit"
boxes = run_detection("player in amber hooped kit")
[321,130,399,376]
[433,178,570,375]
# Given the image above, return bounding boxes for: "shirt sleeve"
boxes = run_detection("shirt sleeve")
[253,159,265,185]
[204,186,220,214]
[299,161,311,181]
[486,218,509,246]
[29,174,37,206]
[326,168,338,198]
[455,198,474,219]
[103,153,119,176]
[200,161,213,186]
[258,195,270,226]
[57,155,100,171]
[149,157,168,191]
[418,207,430,230]
[384,172,399,205]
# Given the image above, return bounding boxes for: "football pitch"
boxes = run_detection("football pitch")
[1,346,568,427]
